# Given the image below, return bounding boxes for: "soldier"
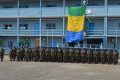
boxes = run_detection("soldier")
[113,50,119,65]
[34,46,40,62]
[63,48,69,63]
[93,49,98,64]
[81,49,87,63]
[87,49,92,64]
[9,46,17,61]
[50,48,54,62]
[54,48,58,62]
[57,48,63,62]
[9,47,13,61]
[106,49,112,64]
[0,47,4,61]
[16,47,21,61]
[97,49,101,63]
[69,48,74,63]
[29,47,33,61]
[21,47,25,61]
[100,49,106,64]
[75,48,81,63]
[45,48,50,62]
[12,46,17,61]
[25,47,29,61]
[40,47,45,62]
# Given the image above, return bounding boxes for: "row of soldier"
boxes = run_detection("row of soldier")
[8,46,119,64]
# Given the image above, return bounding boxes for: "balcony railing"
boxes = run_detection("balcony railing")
[85,30,104,35]
[65,6,106,16]
[41,29,63,36]
[108,30,120,35]
[0,8,18,17]
[19,29,40,35]
[0,29,17,36]
[19,8,40,17]
[108,6,120,16]
[42,7,64,17]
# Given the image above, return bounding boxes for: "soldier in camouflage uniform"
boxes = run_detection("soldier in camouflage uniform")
[0,47,4,61]
[106,49,112,64]
[93,49,98,64]
[16,47,21,61]
[45,48,50,62]
[81,49,87,63]
[113,50,119,65]
[41,48,45,62]
[50,48,54,62]
[69,48,74,63]
[21,47,25,61]
[29,47,33,61]
[34,46,40,62]
[87,49,92,64]
[11,46,17,61]
[25,47,29,61]
[63,48,69,62]
[75,48,80,63]
[100,49,106,64]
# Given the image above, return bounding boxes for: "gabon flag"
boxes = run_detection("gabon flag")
[66,6,86,43]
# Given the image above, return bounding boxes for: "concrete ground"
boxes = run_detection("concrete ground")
[0,56,120,80]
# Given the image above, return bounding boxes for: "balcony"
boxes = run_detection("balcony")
[85,30,104,36]
[108,30,120,35]
[19,8,40,17]
[42,7,64,17]
[65,6,106,16]
[108,6,120,16]
[41,29,63,36]
[0,29,17,36]
[0,8,18,18]
[19,29,40,36]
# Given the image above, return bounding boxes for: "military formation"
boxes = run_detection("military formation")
[6,46,119,65]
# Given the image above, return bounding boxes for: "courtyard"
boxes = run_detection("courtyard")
[0,56,120,80]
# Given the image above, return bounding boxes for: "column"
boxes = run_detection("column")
[104,0,108,48]
[39,0,42,47]
[104,17,107,48]
[17,0,20,47]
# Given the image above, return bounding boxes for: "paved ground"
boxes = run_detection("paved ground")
[0,56,120,80]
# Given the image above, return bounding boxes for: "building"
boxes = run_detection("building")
[0,0,120,53]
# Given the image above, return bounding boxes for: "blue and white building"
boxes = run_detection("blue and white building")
[0,0,120,53]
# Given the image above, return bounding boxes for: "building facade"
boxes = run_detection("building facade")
[0,0,120,53]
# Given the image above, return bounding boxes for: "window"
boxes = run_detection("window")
[3,6,13,8]
[46,23,56,29]
[4,24,12,29]
[19,5,29,8]
[46,5,56,7]
[19,24,28,30]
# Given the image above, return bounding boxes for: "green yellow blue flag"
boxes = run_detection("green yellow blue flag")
[66,6,86,43]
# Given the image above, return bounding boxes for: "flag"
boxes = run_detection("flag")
[66,6,86,43]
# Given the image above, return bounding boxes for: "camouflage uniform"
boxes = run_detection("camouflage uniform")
[113,50,119,65]
[93,49,98,64]
[0,48,4,61]
[25,47,29,61]
[81,49,87,63]
[87,49,92,64]
[106,50,112,64]
[100,50,106,64]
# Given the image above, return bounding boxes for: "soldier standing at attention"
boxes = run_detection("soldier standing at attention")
[93,49,98,64]
[0,47,4,61]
